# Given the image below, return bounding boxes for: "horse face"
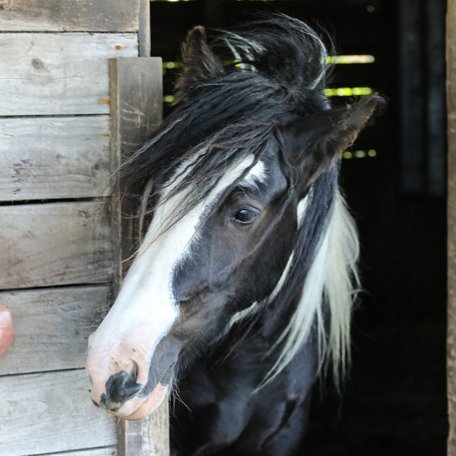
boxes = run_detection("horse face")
[86,145,295,420]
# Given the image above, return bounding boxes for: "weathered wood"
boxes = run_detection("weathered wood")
[0,116,111,201]
[448,1,456,454]
[0,286,110,375]
[0,201,113,290]
[109,57,163,278]
[0,370,117,455]
[123,404,171,456]
[109,58,163,161]
[0,33,138,116]
[49,449,117,456]
[0,3,154,456]
[109,57,168,456]
[139,0,151,57]
[0,0,140,32]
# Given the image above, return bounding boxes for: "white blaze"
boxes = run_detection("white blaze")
[242,160,266,191]
[87,154,255,407]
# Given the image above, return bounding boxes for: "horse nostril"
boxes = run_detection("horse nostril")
[103,363,143,407]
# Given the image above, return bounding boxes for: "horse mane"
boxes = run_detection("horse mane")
[261,187,359,389]
[120,14,358,388]
[120,14,332,203]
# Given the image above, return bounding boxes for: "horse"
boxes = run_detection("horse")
[86,15,382,455]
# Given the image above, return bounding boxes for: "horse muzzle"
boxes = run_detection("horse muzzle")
[100,374,169,420]
[86,330,179,420]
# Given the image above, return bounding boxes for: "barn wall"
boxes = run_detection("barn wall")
[0,2,163,455]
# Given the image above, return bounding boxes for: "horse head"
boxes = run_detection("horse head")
[86,15,382,421]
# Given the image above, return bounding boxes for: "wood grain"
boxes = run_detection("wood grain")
[122,404,171,456]
[109,58,163,160]
[0,116,111,201]
[0,33,138,116]
[139,0,151,57]
[0,286,110,375]
[448,1,456,454]
[51,449,118,456]
[109,57,163,280]
[0,369,117,455]
[0,0,140,32]
[0,201,113,290]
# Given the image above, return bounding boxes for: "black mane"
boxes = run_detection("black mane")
[120,14,332,207]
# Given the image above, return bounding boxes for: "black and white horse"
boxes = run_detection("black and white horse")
[87,15,382,455]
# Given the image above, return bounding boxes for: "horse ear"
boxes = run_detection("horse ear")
[278,94,384,188]
[176,26,223,101]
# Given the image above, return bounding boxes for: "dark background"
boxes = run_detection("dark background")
[149,0,447,454]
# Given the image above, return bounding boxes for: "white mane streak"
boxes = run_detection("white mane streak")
[263,191,359,388]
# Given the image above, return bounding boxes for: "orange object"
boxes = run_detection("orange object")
[0,305,14,357]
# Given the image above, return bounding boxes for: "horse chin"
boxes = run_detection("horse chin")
[113,383,169,421]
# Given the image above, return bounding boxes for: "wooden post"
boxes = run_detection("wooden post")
[109,57,170,456]
[448,0,456,454]
[139,0,151,57]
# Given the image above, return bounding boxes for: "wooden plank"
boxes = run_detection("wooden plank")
[0,33,138,116]
[0,116,111,201]
[109,57,168,456]
[448,1,456,454]
[0,0,140,32]
[0,201,113,290]
[0,286,110,375]
[0,370,117,455]
[49,449,117,456]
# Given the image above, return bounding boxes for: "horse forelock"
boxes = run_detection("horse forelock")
[120,14,332,211]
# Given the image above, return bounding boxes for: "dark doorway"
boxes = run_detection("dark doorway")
[150,1,447,454]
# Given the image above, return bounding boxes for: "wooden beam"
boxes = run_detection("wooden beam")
[0,116,111,201]
[109,57,169,456]
[0,201,113,290]
[0,0,141,32]
[109,57,163,277]
[448,0,456,454]
[0,33,137,116]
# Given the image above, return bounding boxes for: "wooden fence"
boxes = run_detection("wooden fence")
[0,1,167,454]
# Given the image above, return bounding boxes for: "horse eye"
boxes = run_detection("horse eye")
[232,208,258,225]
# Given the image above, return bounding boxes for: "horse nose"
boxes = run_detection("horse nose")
[100,364,144,410]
